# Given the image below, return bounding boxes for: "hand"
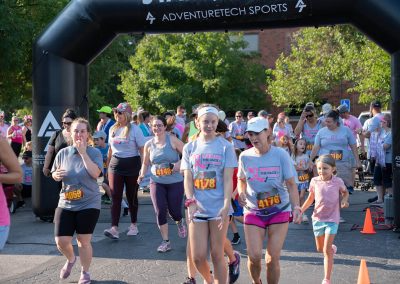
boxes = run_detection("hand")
[217,206,229,230]
[172,163,180,172]
[53,168,67,181]
[300,111,306,120]
[292,208,302,224]
[308,160,314,171]
[137,175,144,184]
[75,139,87,156]
[42,168,51,177]
[187,203,198,223]
[341,200,349,208]
[238,191,247,207]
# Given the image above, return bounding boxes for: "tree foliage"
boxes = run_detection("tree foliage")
[267,25,390,108]
[118,33,266,114]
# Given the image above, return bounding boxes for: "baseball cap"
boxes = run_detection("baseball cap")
[321,103,333,115]
[246,117,269,133]
[113,102,132,114]
[337,104,349,114]
[257,110,268,118]
[370,100,382,108]
[97,106,112,114]
[93,130,107,139]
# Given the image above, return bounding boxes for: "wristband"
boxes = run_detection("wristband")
[184,198,197,208]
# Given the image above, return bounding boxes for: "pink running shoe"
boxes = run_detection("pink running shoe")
[322,279,331,284]
[127,224,139,236]
[78,270,91,284]
[104,227,119,240]
[332,244,337,255]
[59,256,77,279]
[177,220,187,238]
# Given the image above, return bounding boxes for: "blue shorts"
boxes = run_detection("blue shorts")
[297,182,309,191]
[231,199,244,216]
[312,220,338,237]
[0,225,10,251]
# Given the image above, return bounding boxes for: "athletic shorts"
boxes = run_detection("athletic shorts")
[231,199,244,216]
[312,220,338,237]
[192,215,222,223]
[0,225,10,251]
[54,207,100,236]
[244,211,290,229]
[373,163,393,188]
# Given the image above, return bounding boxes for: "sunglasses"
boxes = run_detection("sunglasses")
[152,124,164,128]
[62,121,72,125]
[114,110,123,115]
[306,114,314,118]
[236,116,242,118]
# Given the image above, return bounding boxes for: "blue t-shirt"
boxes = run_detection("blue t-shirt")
[383,131,392,164]
[96,144,109,175]
[238,146,295,215]
[181,136,238,218]
[314,126,356,162]
[21,163,32,186]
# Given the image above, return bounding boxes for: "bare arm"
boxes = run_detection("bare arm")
[80,152,102,179]
[42,145,55,176]
[300,191,315,213]
[0,137,23,184]
[294,112,306,136]
[286,177,302,224]
[138,142,151,182]
[350,143,361,168]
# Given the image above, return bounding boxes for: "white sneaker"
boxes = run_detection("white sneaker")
[302,214,309,223]
[127,224,139,236]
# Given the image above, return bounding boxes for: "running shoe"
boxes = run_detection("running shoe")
[78,271,91,284]
[157,240,171,253]
[231,234,241,245]
[332,244,337,255]
[177,220,187,238]
[228,251,241,283]
[59,256,77,279]
[302,214,309,223]
[127,224,139,236]
[182,277,196,284]
[321,279,330,284]
[104,227,119,240]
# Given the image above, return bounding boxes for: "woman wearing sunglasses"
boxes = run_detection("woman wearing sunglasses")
[104,102,145,239]
[294,103,323,156]
[22,115,33,145]
[43,109,78,178]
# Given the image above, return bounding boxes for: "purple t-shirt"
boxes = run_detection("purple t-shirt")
[343,115,362,140]
[309,176,346,224]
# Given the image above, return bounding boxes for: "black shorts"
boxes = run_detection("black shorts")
[54,208,100,237]
[22,184,32,198]
[373,163,393,188]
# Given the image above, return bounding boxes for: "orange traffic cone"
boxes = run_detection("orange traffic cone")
[357,259,371,284]
[361,208,376,234]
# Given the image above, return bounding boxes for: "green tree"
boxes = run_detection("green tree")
[118,33,266,114]
[267,25,390,108]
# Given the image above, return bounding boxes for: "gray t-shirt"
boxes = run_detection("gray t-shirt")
[238,146,295,215]
[181,136,238,218]
[229,121,247,149]
[109,123,145,158]
[383,130,392,164]
[314,126,356,162]
[52,146,103,211]
[149,134,183,184]
[301,120,323,154]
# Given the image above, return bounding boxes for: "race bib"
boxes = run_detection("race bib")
[257,191,281,209]
[235,135,244,140]
[298,171,310,182]
[64,188,84,201]
[155,163,173,176]
[306,143,314,151]
[330,150,343,161]
[194,171,216,190]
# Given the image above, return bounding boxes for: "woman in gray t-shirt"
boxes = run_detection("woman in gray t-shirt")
[181,105,237,284]
[51,118,102,284]
[237,117,302,284]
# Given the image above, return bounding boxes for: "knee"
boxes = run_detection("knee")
[248,252,263,265]
[323,247,333,257]
[76,237,92,249]
[316,247,324,253]
[210,248,224,263]
[56,238,71,250]
[265,253,280,268]
[193,254,207,267]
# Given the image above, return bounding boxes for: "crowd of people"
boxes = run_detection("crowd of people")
[0,99,393,284]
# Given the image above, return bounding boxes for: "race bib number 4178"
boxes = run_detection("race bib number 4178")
[194,171,217,190]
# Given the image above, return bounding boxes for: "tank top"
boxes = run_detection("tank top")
[25,127,32,142]
[149,134,183,184]
[10,126,23,144]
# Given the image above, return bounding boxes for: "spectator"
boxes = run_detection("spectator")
[14,150,33,210]
[96,106,115,143]
[7,116,24,157]
[22,115,32,144]
[229,111,247,150]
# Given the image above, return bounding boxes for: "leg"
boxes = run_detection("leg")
[108,172,124,228]
[185,210,197,279]
[13,184,23,202]
[189,221,213,284]
[244,224,265,284]
[150,182,169,240]
[224,236,235,263]
[265,223,289,284]
[322,234,336,280]
[54,208,75,262]
[165,181,184,222]
[209,217,230,284]
[76,234,93,272]
[124,175,139,224]
[55,236,75,262]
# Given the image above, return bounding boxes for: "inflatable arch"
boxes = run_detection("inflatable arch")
[33,0,400,226]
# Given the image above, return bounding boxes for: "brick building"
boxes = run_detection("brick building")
[243,28,369,118]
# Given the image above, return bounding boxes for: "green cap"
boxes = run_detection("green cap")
[97,106,112,114]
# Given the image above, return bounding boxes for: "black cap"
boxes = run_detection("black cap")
[22,151,32,158]
[370,100,382,108]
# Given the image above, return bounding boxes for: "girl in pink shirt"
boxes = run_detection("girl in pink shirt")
[301,155,349,284]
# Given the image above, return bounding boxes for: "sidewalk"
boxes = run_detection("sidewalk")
[1,189,399,283]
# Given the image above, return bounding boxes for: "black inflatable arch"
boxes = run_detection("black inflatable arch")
[33,0,400,226]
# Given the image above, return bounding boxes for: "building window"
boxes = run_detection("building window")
[230,34,259,53]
